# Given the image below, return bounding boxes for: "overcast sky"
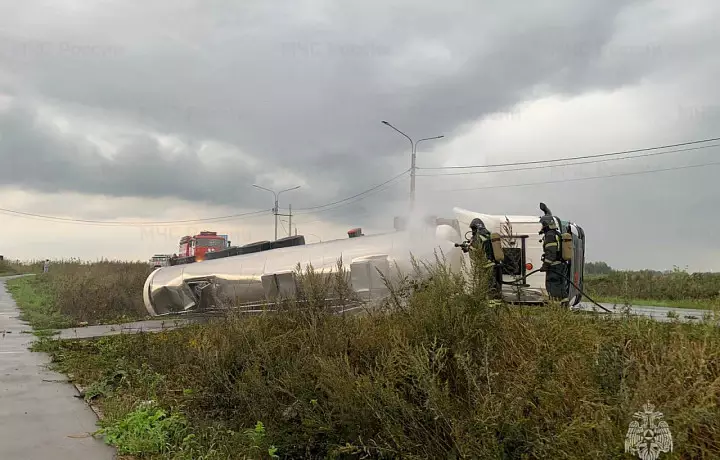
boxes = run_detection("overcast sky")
[0,0,718,271]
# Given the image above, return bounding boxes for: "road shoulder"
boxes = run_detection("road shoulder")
[0,276,116,460]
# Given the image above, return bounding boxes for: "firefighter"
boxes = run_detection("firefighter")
[465,218,501,298]
[538,210,569,302]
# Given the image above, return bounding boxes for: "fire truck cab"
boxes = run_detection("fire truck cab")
[178,231,229,262]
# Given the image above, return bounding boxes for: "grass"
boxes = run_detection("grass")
[28,258,720,459]
[0,259,40,276]
[584,268,720,309]
[6,275,73,330]
[6,260,153,329]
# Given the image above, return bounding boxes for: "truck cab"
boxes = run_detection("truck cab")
[149,254,172,269]
[178,231,229,262]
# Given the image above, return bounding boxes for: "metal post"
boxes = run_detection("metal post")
[288,204,292,237]
[274,197,278,241]
[382,121,413,196]
[412,136,444,205]
[381,121,443,206]
[410,143,417,204]
[253,184,300,241]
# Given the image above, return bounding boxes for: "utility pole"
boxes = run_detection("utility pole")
[381,121,443,206]
[252,184,300,241]
[276,205,295,238]
[274,198,278,240]
[281,219,298,237]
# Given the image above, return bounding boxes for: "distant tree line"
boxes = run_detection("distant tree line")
[584,261,614,275]
[585,261,672,276]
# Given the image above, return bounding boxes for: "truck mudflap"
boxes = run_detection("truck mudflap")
[566,222,586,307]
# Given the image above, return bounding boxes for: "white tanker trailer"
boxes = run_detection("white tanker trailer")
[143,205,586,317]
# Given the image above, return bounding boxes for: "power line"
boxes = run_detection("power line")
[292,175,408,219]
[6,136,718,227]
[294,206,385,228]
[418,136,720,170]
[295,179,406,215]
[0,207,272,227]
[430,160,720,193]
[416,143,720,177]
[287,139,720,219]
[0,170,411,226]
[291,169,410,212]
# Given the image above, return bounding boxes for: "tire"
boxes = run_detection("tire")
[271,235,306,249]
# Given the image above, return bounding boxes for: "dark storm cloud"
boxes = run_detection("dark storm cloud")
[1,0,719,241]
[0,104,259,205]
[0,0,658,205]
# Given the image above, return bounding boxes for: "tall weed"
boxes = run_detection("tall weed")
[586,267,720,304]
[43,257,720,459]
[7,260,152,327]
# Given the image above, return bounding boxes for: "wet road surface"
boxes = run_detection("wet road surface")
[44,301,719,340]
[54,317,200,340]
[0,276,116,460]
[575,301,717,323]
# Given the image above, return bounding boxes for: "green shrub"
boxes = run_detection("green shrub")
[96,402,190,456]
[0,259,38,275]
[6,260,152,328]
[40,258,720,459]
[585,267,720,305]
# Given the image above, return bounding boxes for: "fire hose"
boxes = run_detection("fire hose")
[455,241,611,313]
[500,268,612,313]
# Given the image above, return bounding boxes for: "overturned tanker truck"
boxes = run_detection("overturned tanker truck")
[143,204,586,317]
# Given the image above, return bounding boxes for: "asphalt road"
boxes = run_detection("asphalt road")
[0,276,116,460]
[43,301,718,340]
[575,301,717,323]
[54,317,199,339]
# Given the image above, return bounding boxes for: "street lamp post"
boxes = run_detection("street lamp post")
[252,184,300,241]
[381,120,443,205]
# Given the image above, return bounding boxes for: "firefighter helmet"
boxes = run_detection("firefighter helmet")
[539,215,557,230]
[470,218,485,231]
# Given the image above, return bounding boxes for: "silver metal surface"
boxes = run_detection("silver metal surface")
[144,226,463,316]
[143,208,587,316]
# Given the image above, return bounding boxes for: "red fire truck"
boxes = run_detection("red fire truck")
[176,231,229,262]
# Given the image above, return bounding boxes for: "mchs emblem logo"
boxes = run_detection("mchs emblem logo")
[624,402,673,460]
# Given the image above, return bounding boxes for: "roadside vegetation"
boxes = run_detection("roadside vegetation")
[28,259,720,459]
[0,258,40,276]
[6,260,152,329]
[584,262,720,309]
[5,255,718,333]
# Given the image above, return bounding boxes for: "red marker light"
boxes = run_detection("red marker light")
[526,262,533,271]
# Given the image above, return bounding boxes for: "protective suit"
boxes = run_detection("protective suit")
[538,204,569,301]
[469,218,495,263]
[467,218,501,298]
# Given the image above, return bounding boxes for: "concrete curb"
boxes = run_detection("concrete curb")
[68,374,106,421]
[70,378,139,460]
